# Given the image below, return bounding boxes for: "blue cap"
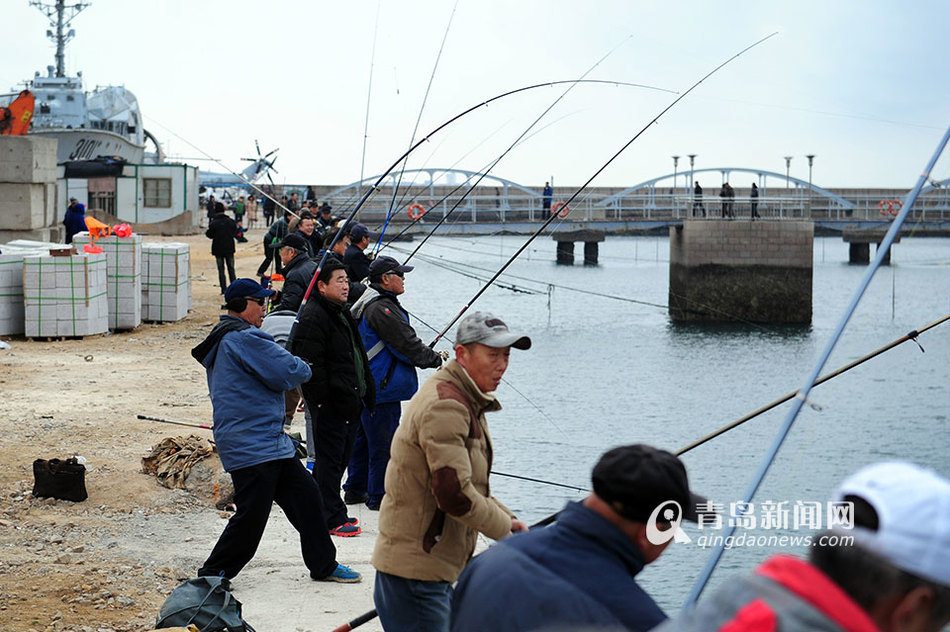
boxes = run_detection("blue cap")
[224,278,275,301]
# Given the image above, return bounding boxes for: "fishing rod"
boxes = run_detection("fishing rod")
[137,414,212,431]
[428,32,779,347]
[398,37,643,265]
[683,123,950,608]
[375,0,460,252]
[284,78,679,348]
[676,312,950,455]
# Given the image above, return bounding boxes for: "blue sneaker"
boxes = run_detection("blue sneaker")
[329,523,361,537]
[316,563,361,583]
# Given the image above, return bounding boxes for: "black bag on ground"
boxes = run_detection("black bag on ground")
[155,576,255,632]
[32,457,88,502]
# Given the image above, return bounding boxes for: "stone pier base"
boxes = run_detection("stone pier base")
[669,220,814,324]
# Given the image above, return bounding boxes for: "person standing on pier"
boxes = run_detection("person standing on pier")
[542,181,553,214]
[693,181,705,217]
[750,182,760,219]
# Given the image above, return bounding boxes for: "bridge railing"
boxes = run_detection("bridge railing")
[324,190,950,225]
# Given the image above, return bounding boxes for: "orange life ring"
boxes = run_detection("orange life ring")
[407,203,426,220]
[889,199,902,216]
[551,201,570,218]
[878,199,891,217]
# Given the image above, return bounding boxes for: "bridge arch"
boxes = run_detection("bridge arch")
[600,167,856,211]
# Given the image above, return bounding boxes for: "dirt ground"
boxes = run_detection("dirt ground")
[0,231,381,632]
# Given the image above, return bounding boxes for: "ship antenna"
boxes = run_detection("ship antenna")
[29,0,90,77]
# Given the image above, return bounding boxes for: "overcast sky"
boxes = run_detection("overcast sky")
[3,1,948,190]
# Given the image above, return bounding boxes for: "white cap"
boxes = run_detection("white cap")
[835,461,950,587]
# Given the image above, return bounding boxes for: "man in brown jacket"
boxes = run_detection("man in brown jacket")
[371,311,531,632]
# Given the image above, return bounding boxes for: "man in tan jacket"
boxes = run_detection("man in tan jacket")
[371,311,531,632]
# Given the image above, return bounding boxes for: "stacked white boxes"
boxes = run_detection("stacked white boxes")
[142,242,191,322]
[22,253,108,337]
[0,243,52,335]
[72,231,142,330]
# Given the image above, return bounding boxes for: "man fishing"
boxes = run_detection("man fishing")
[451,444,705,631]
[190,278,360,584]
[343,255,446,510]
[371,311,530,632]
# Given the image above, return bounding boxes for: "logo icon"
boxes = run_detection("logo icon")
[646,500,691,545]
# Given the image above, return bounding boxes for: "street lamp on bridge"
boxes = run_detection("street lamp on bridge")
[784,156,793,189]
[672,155,679,190]
[688,154,697,190]
[806,154,815,213]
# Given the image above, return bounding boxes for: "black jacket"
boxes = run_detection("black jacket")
[292,293,375,419]
[276,252,317,312]
[206,214,238,257]
[343,244,371,282]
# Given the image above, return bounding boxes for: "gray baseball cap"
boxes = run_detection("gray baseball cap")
[456,311,531,350]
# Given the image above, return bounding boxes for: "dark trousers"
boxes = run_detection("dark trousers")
[256,244,282,277]
[352,402,400,507]
[197,458,337,580]
[343,423,368,495]
[312,404,360,529]
[215,255,236,294]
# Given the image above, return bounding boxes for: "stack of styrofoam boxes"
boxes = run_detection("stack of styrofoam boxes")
[142,242,191,322]
[0,136,59,243]
[22,253,109,337]
[0,242,53,335]
[72,231,142,330]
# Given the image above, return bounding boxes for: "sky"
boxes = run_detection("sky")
[2,0,949,190]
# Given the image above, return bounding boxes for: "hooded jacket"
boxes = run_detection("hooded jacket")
[191,315,311,471]
[371,360,515,582]
[351,285,442,404]
[63,203,86,243]
[205,213,238,257]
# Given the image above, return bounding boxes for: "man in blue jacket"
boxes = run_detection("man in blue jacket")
[344,256,446,510]
[190,278,360,584]
[451,444,705,631]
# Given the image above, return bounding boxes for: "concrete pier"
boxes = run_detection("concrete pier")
[668,220,814,324]
[553,229,605,265]
[842,229,900,265]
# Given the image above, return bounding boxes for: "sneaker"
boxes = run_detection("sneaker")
[344,516,359,527]
[344,490,369,505]
[315,563,362,583]
[329,523,361,537]
[365,501,380,511]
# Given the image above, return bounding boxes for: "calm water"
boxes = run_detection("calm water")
[382,233,950,612]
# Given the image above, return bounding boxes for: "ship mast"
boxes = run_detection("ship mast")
[29,0,90,77]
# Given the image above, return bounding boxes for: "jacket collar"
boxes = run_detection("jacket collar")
[443,359,502,415]
[756,555,879,631]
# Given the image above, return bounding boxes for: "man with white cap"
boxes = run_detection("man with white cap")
[658,461,950,632]
[371,311,531,632]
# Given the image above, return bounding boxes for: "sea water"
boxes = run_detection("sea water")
[385,233,950,612]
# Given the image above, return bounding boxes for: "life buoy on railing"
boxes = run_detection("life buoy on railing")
[889,199,902,216]
[551,201,570,218]
[407,203,426,220]
[878,199,892,217]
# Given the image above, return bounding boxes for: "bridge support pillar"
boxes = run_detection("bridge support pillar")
[849,243,870,264]
[843,230,899,266]
[669,220,813,324]
[553,230,605,266]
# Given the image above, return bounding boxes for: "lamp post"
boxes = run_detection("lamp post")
[688,154,696,189]
[784,156,793,189]
[672,155,679,189]
[805,154,815,215]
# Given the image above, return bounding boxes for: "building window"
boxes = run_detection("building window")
[144,178,172,208]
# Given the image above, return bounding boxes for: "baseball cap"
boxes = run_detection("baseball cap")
[591,444,706,523]
[320,202,333,213]
[348,223,370,241]
[369,255,414,277]
[834,461,950,586]
[224,278,276,301]
[280,233,309,252]
[455,311,531,350]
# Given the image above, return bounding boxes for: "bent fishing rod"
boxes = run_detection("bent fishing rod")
[428,32,778,347]
[683,122,950,608]
[284,78,681,348]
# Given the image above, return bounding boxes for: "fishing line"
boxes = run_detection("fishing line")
[357,0,382,199]
[683,124,950,608]
[428,32,779,347]
[375,0,460,252]
[286,77,681,348]
[142,116,298,220]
